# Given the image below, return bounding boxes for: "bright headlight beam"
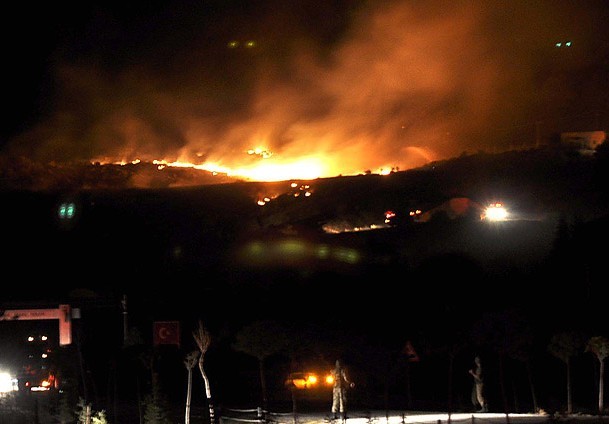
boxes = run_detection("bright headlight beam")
[483,203,508,221]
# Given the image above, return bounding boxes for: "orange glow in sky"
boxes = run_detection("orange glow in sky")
[2,1,606,183]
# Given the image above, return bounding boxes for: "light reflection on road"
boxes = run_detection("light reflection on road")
[224,411,555,424]
[295,412,543,424]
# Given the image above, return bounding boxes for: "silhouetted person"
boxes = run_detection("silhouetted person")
[469,356,488,412]
[331,360,354,419]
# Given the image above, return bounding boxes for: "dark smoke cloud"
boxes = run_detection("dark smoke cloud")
[3,0,609,177]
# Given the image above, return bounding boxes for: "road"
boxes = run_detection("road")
[218,409,609,424]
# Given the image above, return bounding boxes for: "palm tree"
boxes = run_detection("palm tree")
[193,320,215,424]
[547,331,586,414]
[585,336,609,414]
[184,351,200,424]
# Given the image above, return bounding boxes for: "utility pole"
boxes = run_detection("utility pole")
[121,295,128,345]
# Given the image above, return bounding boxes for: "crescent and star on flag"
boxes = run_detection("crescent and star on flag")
[153,321,180,346]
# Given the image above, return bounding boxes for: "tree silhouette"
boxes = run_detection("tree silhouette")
[471,308,536,414]
[503,318,538,413]
[548,331,586,414]
[585,336,609,414]
[232,320,292,411]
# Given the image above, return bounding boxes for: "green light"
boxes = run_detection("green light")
[58,202,76,220]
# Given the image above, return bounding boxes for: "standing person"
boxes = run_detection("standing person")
[331,359,354,420]
[469,356,488,412]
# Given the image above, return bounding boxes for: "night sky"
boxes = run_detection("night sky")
[2,0,609,179]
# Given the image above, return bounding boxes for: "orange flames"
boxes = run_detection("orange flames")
[92,143,435,182]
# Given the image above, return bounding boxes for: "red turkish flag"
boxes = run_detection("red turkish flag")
[153,321,180,346]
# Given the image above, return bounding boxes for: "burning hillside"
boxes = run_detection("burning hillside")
[0,156,241,191]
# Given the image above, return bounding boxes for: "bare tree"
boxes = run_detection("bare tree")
[548,331,586,414]
[586,336,609,414]
[184,351,200,424]
[193,320,215,424]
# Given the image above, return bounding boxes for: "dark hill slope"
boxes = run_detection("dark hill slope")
[1,146,607,302]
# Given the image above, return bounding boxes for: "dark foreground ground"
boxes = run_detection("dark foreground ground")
[2,391,608,424]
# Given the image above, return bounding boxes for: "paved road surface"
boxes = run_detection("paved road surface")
[219,409,609,424]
